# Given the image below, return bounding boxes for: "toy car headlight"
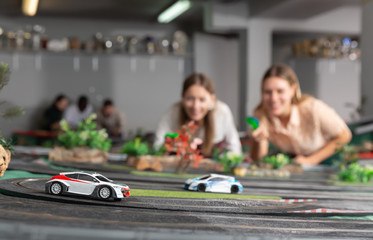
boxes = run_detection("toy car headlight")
[185,179,193,184]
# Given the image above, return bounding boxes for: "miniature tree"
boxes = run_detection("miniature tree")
[0,62,24,151]
[164,121,203,174]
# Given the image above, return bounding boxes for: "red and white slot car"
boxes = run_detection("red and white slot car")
[45,172,130,200]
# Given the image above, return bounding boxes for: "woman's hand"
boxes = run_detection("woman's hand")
[293,155,318,166]
[251,126,269,143]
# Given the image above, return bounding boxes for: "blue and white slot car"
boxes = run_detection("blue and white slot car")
[184,174,243,194]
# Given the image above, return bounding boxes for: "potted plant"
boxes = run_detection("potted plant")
[0,62,24,177]
[0,138,13,177]
[48,113,112,164]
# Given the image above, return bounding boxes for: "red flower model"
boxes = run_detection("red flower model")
[164,121,203,174]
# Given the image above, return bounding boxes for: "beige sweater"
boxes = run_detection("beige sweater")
[255,97,351,156]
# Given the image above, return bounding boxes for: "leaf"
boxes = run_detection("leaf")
[1,106,25,119]
[165,132,179,139]
[0,62,10,91]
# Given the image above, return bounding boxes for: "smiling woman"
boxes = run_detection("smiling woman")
[154,73,242,156]
[250,64,352,166]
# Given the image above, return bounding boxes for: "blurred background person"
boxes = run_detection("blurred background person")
[64,95,93,129]
[96,99,126,140]
[43,94,69,132]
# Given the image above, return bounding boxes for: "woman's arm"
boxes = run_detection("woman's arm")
[250,139,269,161]
[250,126,269,161]
[295,99,353,165]
[294,128,352,165]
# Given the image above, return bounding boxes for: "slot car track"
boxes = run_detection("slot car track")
[1,156,373,239]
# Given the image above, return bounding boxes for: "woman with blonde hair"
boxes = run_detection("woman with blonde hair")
[250,64,351,165]
[155,73,242,156]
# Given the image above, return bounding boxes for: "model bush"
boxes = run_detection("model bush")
[121,137,149,156]
[336,144,373,183]
[262,153,291,169]
[213,150,244,173]
[338,163,373,183]
[58,114,111,152]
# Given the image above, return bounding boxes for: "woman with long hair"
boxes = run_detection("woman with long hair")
[251,64,351,165]
[155,73,241,156]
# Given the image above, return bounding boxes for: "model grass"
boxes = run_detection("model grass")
[1,170,52,180]
[131,170,200,179]
[130,189,280,200]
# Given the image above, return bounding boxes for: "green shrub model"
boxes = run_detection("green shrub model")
[121,137,149,156]
[58,114,111,152]
[262,153,291,169]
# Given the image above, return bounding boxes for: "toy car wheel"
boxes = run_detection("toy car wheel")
[50,182,63,195]
[197,184,206,192]
[231,185,239,194]
[98,186,111,200]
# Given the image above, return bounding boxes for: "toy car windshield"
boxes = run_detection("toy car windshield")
[95,175,112,182]
[198,175,211,180]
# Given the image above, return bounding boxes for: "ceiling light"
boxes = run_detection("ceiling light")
[22,0,39,16]
[158,0,192,23]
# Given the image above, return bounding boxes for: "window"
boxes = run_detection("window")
[210,177,224,182]
[65,174,78,179]
[198,175,211,180]
[78,174,96,182]
[95,175,111,182]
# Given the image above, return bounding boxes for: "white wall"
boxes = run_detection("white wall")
[244,6,361,115]
[0,17,188,138]
[193,32,239,126]
[291,58,361,122]
[361,1,373,117]
[204,2,362,124]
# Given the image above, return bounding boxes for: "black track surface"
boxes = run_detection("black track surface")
[1,156,373,239]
